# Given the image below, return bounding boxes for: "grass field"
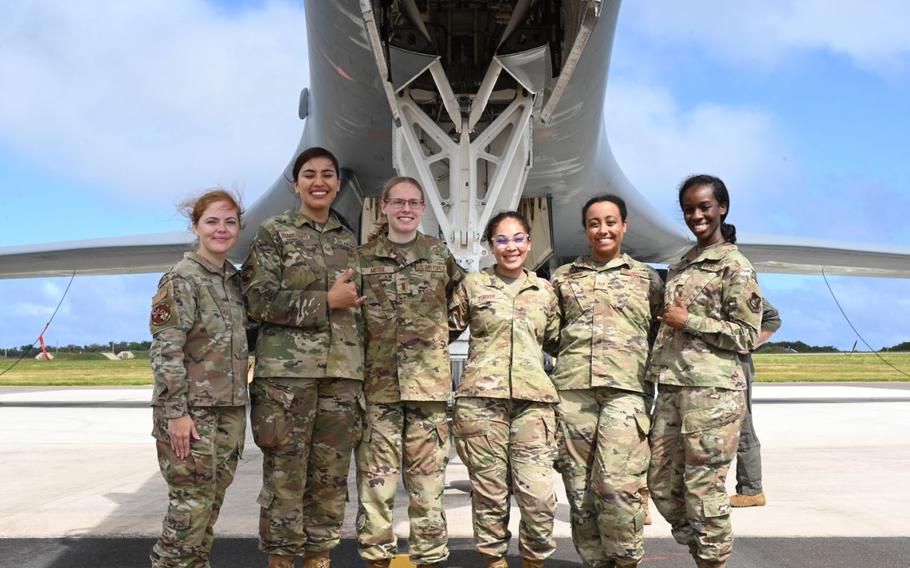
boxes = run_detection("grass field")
[1,353,908,387]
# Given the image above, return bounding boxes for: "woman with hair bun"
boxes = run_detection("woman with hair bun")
[242,147,365,568]
[149,188,249,567]
[448,211,561,568]
[647,174,763,568]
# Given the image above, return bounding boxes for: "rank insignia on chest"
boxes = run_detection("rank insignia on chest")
[396,276,410,294]
[748,292,762,313]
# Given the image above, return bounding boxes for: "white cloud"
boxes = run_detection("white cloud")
[604,78,800,234]
[0,0,309,206]
[622,1,910,75]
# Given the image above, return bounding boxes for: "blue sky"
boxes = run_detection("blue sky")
[1,0,908,351]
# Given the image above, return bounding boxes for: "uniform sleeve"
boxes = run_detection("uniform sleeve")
[445,252,467,300]
[761,298,782,333]
[241,224,329,328]
[149,273,196,419]
[647,267,665,346]
[543,285,562,357]
[682,265,761,352]
[448,278,471,338]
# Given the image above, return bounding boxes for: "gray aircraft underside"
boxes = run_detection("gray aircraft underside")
[2,0,909,279]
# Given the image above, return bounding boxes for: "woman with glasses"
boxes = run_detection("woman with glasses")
[448,211,561,568]
[355,176,465,568]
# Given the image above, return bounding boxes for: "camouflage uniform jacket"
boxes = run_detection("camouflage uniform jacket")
[359,232,465,403]
[242,209,363,380]
[647,242,762,390]
[150,252,249,419]
[448,267,560,403]
[551,254,664,393]
[761,299,781,334]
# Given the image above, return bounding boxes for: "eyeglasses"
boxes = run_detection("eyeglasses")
[491,234,529,248]
[384,198,425,209]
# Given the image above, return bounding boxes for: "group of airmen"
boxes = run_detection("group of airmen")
[148,146,779,568]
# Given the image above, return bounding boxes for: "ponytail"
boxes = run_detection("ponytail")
[366,219,389,243]
[721,222,737,244]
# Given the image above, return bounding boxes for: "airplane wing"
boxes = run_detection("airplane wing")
[735,234,910,278]
[3,0,910,281]
[0,232,193,279]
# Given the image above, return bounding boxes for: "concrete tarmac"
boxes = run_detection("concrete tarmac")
[1,383,909,567]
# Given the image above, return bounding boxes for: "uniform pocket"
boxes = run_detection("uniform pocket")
[702,494,731,518]
[682,391,744,466]
[249,382,294,450]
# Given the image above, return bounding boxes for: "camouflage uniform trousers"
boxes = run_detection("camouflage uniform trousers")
[150,405,246,568]
[355,401,451,565]
[555,388,650,568]
[453,397,558,562]
[735,354,762,495]
[647,385,745,565]
[251,377,363,556]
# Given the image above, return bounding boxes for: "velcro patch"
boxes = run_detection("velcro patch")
[748,292,762,313]
[362,266,396,275]
[151,303,172,325]
[415,263,446,272]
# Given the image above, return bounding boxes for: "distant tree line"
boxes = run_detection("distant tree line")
[1,341,152,358]
[758,340,910,353]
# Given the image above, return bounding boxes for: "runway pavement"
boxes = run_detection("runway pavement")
[1,383,909,567]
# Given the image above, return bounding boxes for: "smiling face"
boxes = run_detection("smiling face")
[585,200,627,261]
[294,156,339,221]
[681,184,728,247]
[380,180,425,242]
[490,216,531,278]
[193,200,240,264]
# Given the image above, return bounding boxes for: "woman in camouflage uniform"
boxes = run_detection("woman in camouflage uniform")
[149,189,249,568]
[449,211,561,568]
[551,195,663,568]
[355,176,464,568]
[647,175,763,568]
[242,147,365,568]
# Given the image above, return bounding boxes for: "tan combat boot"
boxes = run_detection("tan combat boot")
[487,557,508,568]
[366,560,391,568]
[640,488,652,525]
[301,550,331,568]
[730,492,766,507]
[522,558,544,568]
[267,554,295,568]
[695,561,726,568]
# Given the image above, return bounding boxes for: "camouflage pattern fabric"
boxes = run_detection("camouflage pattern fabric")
[150,252,249,418]
[448,267,560,402]
[453,397,557,562]
[242,209,363,380]
[301,378,364,553]
[250,377,318,555]
[150,405,245,568]
[253,377,364,556]
[648,385,745,565]
[355,401,450,564]
[358,232,465,403]
[551,254,663,393]
[555,388,650,567]
[648,243,762,390]
[736,299,781,495]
